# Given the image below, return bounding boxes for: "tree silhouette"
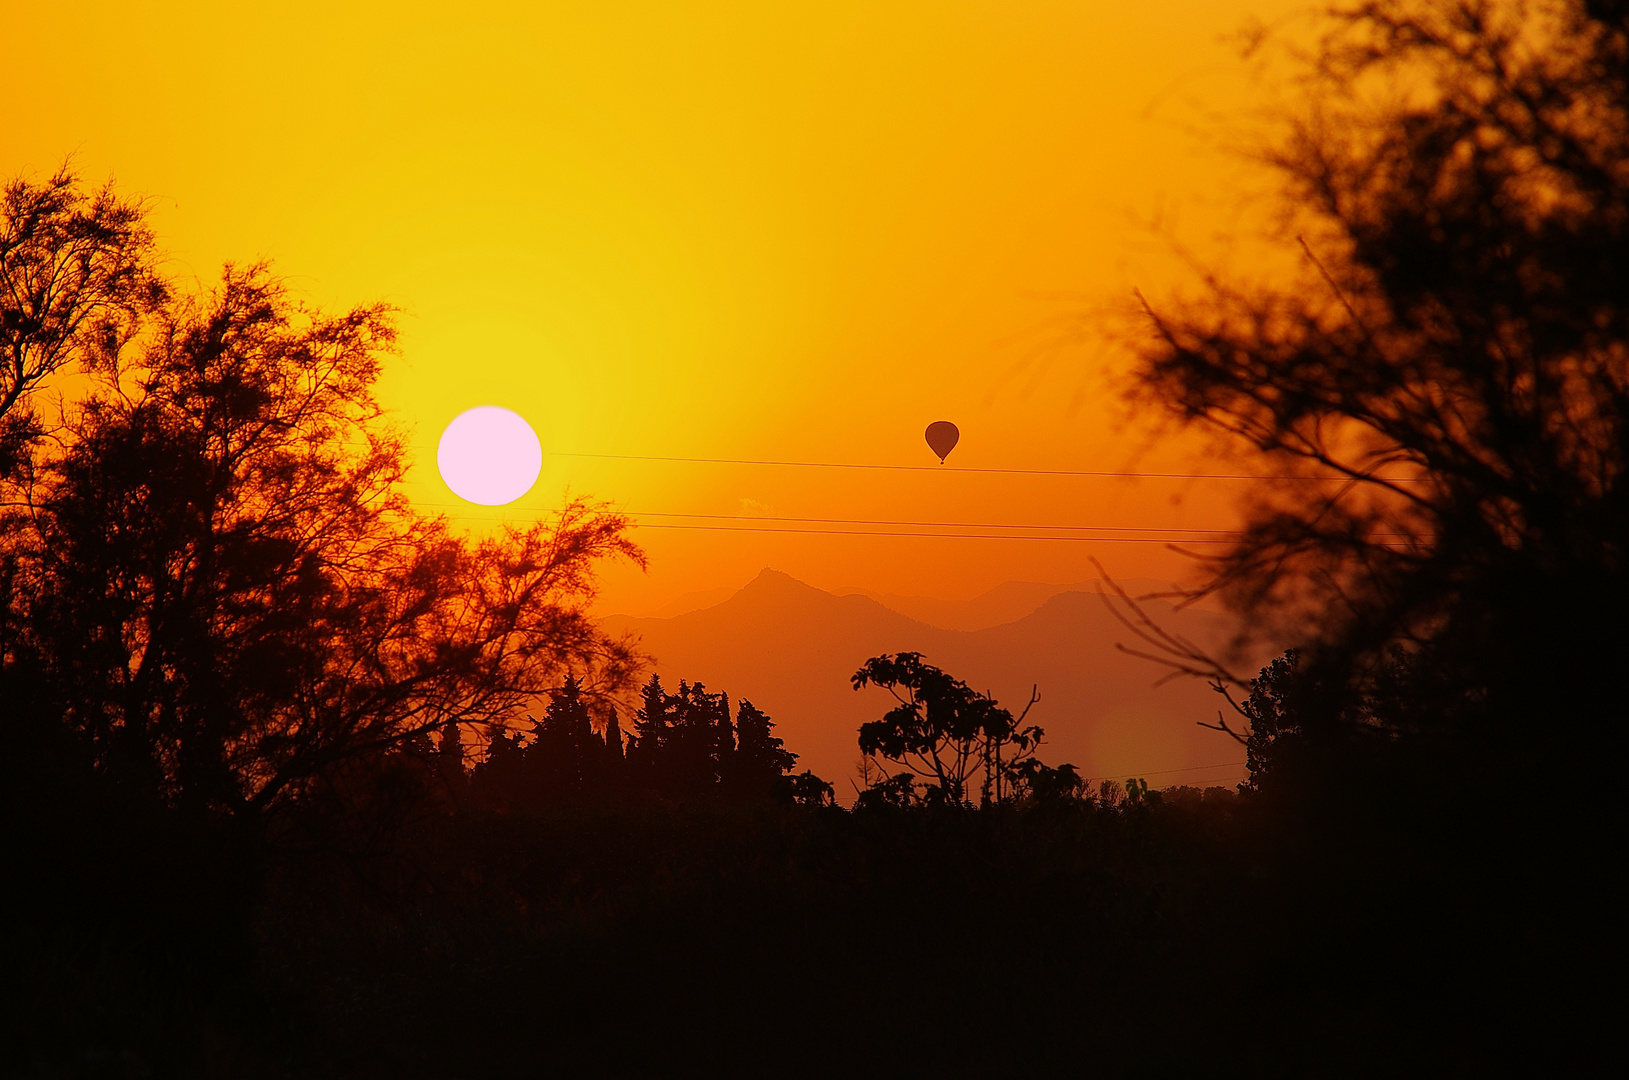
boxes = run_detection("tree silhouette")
[619,673,812,802]
[602,705,626,765]
[776,768,837,808]
[463,678,639,811]
[1,255,644,825]
[852,653,1043,806]
[1003,758,1087,806]
[627,677,720,797]
[727,699,798,799]
[666,680,730,798]
[1130,0,1629,770]
[0,165,164,477]
[534,674,601,799]
[626,672,673,794]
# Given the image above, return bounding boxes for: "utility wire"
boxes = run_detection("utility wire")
[420,514,1420,548]
[550,451,1429,483]
[414,501,1246,533]
[629,523,1249,544]
[629,510,1251,534]
[626,522,1418,549]
[1085,761,1248,781]
[413,503,1424,545]
[624,510,1418,540]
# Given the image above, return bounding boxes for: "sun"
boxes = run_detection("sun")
[436,406,543,506]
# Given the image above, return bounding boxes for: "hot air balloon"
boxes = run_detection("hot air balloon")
[924,421,959,464]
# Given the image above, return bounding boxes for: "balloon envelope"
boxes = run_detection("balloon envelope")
[924,421,959,463]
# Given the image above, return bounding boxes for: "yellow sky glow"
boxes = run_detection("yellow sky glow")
[3,0,1307,613]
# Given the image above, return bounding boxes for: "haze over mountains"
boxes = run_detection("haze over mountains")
[829,578,1225,631]
[602,570,1251,798]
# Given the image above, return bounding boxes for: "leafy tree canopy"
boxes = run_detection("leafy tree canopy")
[852,652,1044,807]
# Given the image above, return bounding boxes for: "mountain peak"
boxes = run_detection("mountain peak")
[740,567,818,593]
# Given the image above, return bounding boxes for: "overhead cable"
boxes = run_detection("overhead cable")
[550,451,1429,482]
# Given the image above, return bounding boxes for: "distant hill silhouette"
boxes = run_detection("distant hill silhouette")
[623,585,740,620]
[601,569,1248,797]
[830,577,1222,632]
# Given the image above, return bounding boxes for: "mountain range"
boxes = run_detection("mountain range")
[601,570,1255,799]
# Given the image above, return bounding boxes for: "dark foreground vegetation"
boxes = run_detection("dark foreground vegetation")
[7,726,1596,1077]
[3,0,1625,1073]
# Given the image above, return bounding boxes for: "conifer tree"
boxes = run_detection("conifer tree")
[729,699,798,798]
[631,674,670,756]
[436,720,466,795]
[664,681,715,796]
[602,706,625,762]
[537,674,596,799]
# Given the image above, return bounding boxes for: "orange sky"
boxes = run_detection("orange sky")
[3,0,1306,615]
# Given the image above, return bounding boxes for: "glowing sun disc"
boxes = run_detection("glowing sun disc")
[437,406,543,506]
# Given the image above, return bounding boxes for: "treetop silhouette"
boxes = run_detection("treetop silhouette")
[0,174,645,824]
[464,671,824,809]
[1128,0,1629,766]
[0,165,165,476]
[852,652,1050,807]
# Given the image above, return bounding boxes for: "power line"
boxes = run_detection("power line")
[630,510,1249,534]
[1086,761,1248,781]
[414,501,1247,533]
[631,510,1419,541]
[414,503,1424,545]
[551,451,1429,482]
[630,523,1249,544]
[629,522,1416,548]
